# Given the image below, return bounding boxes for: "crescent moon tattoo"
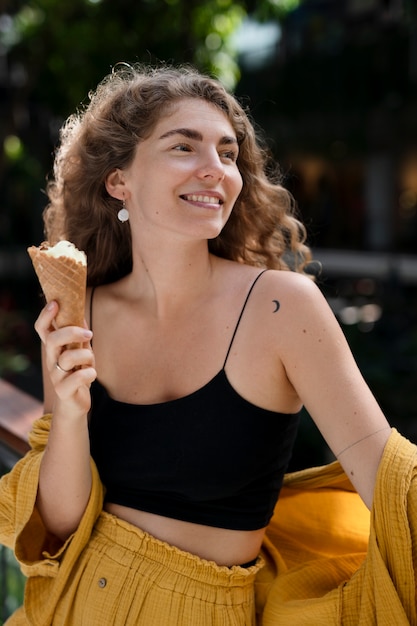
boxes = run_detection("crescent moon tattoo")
[272,300,280,313]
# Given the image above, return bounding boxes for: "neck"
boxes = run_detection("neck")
[127,238,218,317]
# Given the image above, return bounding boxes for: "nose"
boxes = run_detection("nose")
[197,149,225,181]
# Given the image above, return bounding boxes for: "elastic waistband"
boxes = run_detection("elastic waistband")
[94,512,263,588]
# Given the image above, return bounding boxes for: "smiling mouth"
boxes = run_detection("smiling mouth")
[181,194,223,205]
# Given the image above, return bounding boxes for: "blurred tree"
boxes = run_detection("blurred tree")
[0,0,296,247]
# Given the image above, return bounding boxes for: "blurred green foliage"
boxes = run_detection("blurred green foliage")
[0,0,297,247]
[1,0,295,114]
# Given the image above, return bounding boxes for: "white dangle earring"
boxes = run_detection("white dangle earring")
[117,198,130,223]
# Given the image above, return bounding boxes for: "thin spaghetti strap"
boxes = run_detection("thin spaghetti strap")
[223,269,268,368]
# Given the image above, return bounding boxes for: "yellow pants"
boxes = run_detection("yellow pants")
[50,512,263,625]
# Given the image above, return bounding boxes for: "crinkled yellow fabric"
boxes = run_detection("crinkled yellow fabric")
[1,416,416,625]
[257,427,417,625]
[0,414,104,625]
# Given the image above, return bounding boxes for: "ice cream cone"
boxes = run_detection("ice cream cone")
[28,241,87,338]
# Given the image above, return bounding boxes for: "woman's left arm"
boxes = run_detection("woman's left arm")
[276,273,391,509]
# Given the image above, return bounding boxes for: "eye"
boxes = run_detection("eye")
[172,143,192,153]
[220,149,238,162]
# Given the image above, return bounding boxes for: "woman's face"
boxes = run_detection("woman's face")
[120,98,243,243]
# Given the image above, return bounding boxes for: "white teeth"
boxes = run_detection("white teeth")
[185,194,220,204]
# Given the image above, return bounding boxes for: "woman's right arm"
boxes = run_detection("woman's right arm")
[35,300,96,541]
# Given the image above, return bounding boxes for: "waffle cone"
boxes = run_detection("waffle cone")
[28,244,87,329]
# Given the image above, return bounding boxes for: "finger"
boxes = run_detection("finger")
[47,326,92,350]
[53,368,97,418]
[54,366,97,390]
[34,301,59,343]
[55,361,72,375]
[45,327,93,371]
[55,346,95,375]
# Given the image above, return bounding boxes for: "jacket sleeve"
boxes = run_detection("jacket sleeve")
[258,429,417,625]
[0,413,104,578]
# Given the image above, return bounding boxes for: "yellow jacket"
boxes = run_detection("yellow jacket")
[0,414,104,625]
[257,426,417,624]
[0,415,416,625]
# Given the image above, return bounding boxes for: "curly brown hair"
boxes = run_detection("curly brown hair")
[44,63,313,286]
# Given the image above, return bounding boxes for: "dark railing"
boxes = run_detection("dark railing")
[0,378,42,625]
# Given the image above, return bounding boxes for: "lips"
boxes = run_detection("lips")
[181,194,223,205]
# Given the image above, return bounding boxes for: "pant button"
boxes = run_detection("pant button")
[98,577,107,588]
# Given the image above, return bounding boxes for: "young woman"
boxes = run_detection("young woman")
[1,64,411,625]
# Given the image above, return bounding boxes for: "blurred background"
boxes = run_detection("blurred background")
[1,0,417,468]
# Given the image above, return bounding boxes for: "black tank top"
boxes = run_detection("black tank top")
[89,271,300,530]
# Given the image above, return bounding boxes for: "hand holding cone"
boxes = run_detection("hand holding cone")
[28,240,87,347]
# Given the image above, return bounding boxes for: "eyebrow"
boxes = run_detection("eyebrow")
[158,127,238,146]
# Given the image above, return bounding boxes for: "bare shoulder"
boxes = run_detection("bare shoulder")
[251,269,334,327]
[259,268,324,297]
[248,269,354,387]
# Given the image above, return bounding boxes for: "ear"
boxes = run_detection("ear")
[105,168,127,201]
